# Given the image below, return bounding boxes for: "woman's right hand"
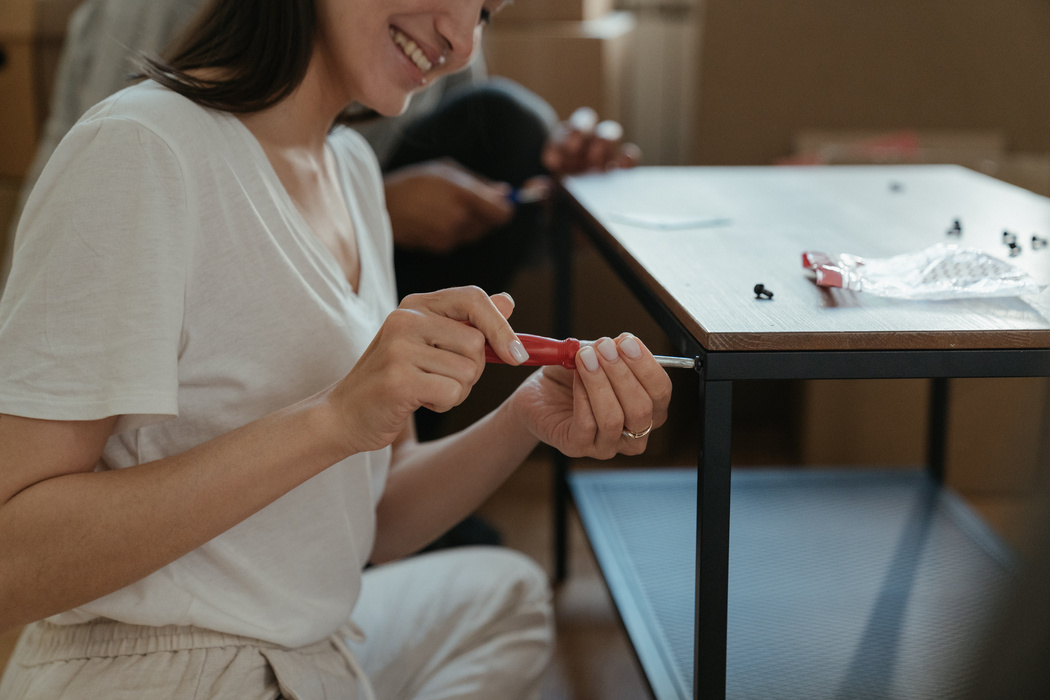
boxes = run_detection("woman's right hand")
[327,286,527,454]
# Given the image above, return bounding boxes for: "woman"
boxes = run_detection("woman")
[0,1,671,698]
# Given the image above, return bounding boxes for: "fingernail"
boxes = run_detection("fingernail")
[597,338,619,362]
[509,339,529,364]
[619,335,642,359]
[579,346,599,372]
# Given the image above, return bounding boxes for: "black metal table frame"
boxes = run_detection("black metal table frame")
[547,187,1050,699]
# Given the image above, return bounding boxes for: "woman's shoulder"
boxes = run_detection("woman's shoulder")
[75,80,229,150]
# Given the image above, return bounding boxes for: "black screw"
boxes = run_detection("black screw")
[1008,241,1022,257]
[947,218,962,237]
[754,284,774,300]
[1032,235,1048,250]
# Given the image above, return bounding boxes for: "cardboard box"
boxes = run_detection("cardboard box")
[801,376,1050,544]
[484,12,636,123]
[694,0,1050,166]
[787,129,1006,168]
[984,153,1050,198]
[784,129,1050,197]
[801,379,930,468]
[0,40,39,178]
[496,0,614,23]
[947,378,1050,495]
[0,178,21,276]
[0,0,81,178]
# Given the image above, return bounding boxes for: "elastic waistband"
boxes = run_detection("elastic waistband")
[16,619,334,666]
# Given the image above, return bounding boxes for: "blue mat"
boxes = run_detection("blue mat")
[570,468,1017,700]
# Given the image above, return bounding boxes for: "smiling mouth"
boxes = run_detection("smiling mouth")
[389,27,436,73]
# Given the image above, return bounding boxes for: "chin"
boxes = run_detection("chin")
[366,90,423,118]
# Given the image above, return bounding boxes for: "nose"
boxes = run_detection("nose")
[434,6,481,70]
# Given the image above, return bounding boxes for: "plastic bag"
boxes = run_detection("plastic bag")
[802,242,1045,300]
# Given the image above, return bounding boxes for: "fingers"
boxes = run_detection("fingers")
[460,181,514,228]
[616,142,642,169]
[404,287,526,367]
[384,159,513,250]
[338,287,529,454]
[569,106,599,132]
[613,333,672,430]
[427,159,513,224]
[572,334,672,457]
[543,107,642,176]
[573,344,629,457]
[490,291,515,320]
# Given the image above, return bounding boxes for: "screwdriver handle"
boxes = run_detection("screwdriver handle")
[485,334,698,371]
[485,334,581,369]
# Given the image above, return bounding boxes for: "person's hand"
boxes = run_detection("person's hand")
[328,287,527,454]
[541,107,641,176]
[384,159,515,253]
[510,333,672,459]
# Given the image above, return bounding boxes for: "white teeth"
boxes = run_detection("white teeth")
[390,28,433,72]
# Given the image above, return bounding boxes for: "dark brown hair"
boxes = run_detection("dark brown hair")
[139,0,318,113]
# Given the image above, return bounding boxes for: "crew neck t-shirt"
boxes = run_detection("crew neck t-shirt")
[0,81,396,647]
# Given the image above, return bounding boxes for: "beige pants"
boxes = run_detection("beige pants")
[0,547,553,700]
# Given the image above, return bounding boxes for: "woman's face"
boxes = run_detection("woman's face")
[314,0,509,116]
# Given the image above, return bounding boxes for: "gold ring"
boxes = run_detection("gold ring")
[621,420,653,440]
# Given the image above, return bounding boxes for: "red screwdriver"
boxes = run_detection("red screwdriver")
[484,334,696,370]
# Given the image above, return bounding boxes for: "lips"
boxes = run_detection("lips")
[389,27,436,73]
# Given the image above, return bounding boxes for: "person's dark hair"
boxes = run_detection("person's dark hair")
[138,0,317,113]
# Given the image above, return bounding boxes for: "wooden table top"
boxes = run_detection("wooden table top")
[563,165,1050,352]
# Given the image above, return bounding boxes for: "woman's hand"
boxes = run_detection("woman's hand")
[328,287,526,454]
[510,333,672,459]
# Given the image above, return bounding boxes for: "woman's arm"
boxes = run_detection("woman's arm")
[0,393,347,632]
[0,287,528,632]
[373,333,672,563]
[373,397,538,563]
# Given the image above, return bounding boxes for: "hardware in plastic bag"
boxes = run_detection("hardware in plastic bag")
[802,243,1045,300]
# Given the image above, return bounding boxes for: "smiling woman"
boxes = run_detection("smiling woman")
[0,0,671,698]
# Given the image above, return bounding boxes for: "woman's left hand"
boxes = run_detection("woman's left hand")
[510,333,672,459]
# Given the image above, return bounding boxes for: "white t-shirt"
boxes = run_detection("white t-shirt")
[0,81,397,647]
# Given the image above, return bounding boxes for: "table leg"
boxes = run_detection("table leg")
[694,375,733,699]
[927,377,950,485]
[552,192,574,584]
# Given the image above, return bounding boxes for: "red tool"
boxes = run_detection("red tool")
[484,334,695,370]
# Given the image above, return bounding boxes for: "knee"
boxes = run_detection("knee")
[464,546,551,608]
[452,83,553,153]
[458,547,554,642]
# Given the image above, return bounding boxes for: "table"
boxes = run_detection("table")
[553,165,1050,699]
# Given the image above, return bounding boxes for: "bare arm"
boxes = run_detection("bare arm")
[373,333,672,563]
[0,394,347,632]
[373,397,537,563]
[0,287,529,633]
